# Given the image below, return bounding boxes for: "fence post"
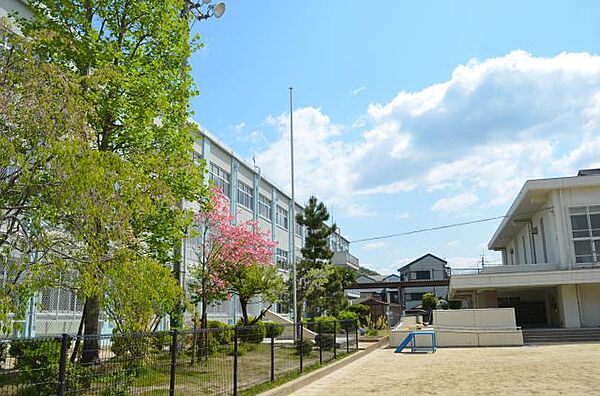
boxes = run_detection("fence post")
[333,321,337,359]
[169,329,178,396]
[299,322,304,373]
[270,331,275,382]
[355,323,359,351]
[346,325,349,354]
[233,326,238,396]
[56,333,69,396]
[318,321,323,365]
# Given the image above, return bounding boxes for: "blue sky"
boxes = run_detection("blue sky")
[189,1,600,274]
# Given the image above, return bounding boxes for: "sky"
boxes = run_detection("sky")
[188,0,600,274]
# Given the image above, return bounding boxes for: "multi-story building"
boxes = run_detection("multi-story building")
[450,169,600,328]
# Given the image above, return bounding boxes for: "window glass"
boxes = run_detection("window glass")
[415,270,430,280]
[258,194,272,219]
[276,206,288,229]
[574,240,593,263]
[571,214,589,238]
[209,163,231,197]
[237,181,253,210]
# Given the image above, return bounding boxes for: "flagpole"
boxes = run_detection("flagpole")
[289,87,297,332]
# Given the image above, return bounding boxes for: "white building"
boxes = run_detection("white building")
[450,169,600,328]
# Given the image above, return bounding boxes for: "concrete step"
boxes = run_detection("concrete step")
[522,328,600,344]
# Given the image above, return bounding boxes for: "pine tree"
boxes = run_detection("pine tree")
[294,196,336,319]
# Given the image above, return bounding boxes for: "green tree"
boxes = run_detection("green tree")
[17,0,207,362]
[0,20,90,335]
[319,266,356,316]
[294,196,336,319]
[422,292,438,323]
[226,264,285,326]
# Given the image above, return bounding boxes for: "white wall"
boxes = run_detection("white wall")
[579,283,600,327]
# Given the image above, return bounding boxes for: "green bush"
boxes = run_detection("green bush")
[337,311,358,331]
[236,318,266,343]
[366,328,378,337]
[314,334,335,350]
[438,299,449,310]
[9,338,92,394]
[294,339,313,356]
[422,293,438,311]
[207,320,233,345]
[0,340,8,365]
[310,316,337,334]
[347,304,370,327]
[448,300,463,310]
[150,332,170,353]
[264,322,285,338]
[111,332,150,360]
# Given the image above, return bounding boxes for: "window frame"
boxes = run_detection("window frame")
[237,181,254,211]
[276,205,288,230]
[569,206,600,264]
[258,194,272,220]
[209,162,231,198]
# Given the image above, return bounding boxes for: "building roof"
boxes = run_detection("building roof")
[398,253,448,272]
[488,173,600,250]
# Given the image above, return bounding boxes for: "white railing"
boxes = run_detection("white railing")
[480,263,560,274]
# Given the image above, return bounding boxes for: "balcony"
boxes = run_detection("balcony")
[481,263,560,274]
[332,251,359,270]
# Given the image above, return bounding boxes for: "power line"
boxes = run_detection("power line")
[351,206,553,244]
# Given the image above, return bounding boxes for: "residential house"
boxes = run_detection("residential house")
[398,254,450,310]
[450,169,600,328]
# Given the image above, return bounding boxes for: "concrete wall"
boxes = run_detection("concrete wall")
[558,284,581,328]
[434,308,517,328]
[579,283,600,327]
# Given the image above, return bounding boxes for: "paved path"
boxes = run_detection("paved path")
[290,343,600,395]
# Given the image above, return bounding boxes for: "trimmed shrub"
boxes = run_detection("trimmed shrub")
[236,318,266,343]
[207,320,233,345]
[150,331,170,353]
[314,334,335,350]
[337,311,359,331]
[264,322,285,338]
[310,316,337,334]
[448,300,463,310]
[294,339,313,356]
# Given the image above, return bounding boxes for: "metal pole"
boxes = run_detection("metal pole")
[233,326,238,396]
[169,329,178,396]
[270,332,275,382]
[355,324,359,351]
[299,322,304,373]
[289,87,297,336]
[56,333,69,396]
[318,321,323,364]
[346,326,349,354]
[333,321,337,359]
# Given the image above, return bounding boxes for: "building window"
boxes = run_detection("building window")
[569,206,600,263]
[415,270,431,280]
[295,221,303,237]
[276,248,289,270]
[259,194,272,220]
[237,181,253,210]
[192,151,202,166]
[521,235,528,264]
[209,163,231,197]
[276,205,288,229]
[407,292,425,301]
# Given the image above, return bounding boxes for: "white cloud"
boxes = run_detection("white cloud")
[552,136,600,174]
[446,256,483,269]
[432,192,479,213]
[253,51,600,217]
[362,241,387,250]
[351,86,366,96]
[445,240,460,247]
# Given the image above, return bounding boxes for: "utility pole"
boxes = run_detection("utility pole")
[289,87,298,332]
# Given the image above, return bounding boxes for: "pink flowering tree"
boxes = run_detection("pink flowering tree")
[190,187,280,328]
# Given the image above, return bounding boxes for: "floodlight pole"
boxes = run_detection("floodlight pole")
[289,87,298,334]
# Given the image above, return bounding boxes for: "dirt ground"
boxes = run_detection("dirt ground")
[290,343,600,395]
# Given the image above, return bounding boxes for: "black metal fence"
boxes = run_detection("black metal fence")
[0,319,358,395]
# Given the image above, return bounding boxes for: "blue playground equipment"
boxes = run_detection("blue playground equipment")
[394,330,437,353]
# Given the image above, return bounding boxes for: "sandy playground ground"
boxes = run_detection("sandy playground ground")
[290,343,600,395]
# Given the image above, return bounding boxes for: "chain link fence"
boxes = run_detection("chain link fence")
[0,319,358,395]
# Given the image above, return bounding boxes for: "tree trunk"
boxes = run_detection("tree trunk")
[81,295,101,365]
[239,297,249,325]
[70,301,88,363]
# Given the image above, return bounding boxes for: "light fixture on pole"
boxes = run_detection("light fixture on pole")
[189,0,226,20]
[289,87,298,332]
